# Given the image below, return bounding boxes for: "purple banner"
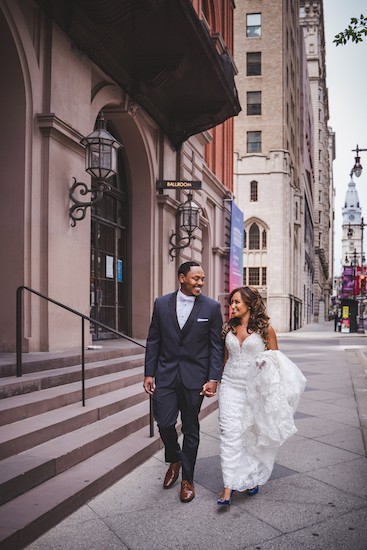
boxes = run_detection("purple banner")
[229,201,244,291]
[341,266,354,298]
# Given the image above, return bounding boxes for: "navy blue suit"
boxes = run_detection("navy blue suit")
[145,291,224,481]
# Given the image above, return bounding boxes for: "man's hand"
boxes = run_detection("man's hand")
[200,380,217,397]
[143,376,155,395]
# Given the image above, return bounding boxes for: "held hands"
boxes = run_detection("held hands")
[143,376,155,395]
[200,380,217,398]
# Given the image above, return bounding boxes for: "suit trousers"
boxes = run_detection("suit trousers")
[152,371,204,483]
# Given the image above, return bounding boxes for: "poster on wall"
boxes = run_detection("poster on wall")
[229,201,244,291]
[341,305,350,333]
[106,255,114,279]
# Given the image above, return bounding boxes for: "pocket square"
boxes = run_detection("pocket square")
[197,318,209,322]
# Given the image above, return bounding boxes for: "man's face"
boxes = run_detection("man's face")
[179,266,205,297]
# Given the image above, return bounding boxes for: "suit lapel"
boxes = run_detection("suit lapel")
[180,295,204,338]
[168,291,181,336]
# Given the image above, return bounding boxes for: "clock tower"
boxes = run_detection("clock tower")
[342,174,363,267]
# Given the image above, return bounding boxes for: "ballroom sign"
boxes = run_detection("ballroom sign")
[156,180,202,190]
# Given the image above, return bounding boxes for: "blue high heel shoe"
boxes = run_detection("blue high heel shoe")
[217,490,235,506]
[246,486,259,496]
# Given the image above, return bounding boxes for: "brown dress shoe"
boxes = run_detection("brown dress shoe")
[180,480,195,502]
[163,462,181,489]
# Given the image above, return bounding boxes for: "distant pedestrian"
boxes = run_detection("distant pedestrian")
[217,286,306,506]
[143,261,223,502]
[334,312,339,331]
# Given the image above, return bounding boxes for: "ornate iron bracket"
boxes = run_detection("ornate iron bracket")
[169,230,195,261]
[69,178,111,227]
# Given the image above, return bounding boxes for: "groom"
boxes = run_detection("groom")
[143,261,223,502]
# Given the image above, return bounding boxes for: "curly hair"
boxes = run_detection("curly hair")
[221,286,270,348]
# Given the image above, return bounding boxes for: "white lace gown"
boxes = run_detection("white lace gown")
[218,331,306,491]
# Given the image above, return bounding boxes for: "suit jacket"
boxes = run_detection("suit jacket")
[144,291,224,389]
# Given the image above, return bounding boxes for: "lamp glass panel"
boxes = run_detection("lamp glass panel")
[86,142,117,179]
[181,205,199,233]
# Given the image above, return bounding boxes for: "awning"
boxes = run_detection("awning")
[37,0,241,148]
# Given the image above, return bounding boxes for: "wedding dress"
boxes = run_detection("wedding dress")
[218,331,306,491]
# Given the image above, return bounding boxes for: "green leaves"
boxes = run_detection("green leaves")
[334,14,367,46]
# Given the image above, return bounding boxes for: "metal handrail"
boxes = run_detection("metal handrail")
[16,286,154,436]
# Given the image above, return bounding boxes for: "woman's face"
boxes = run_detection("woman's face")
[230,291,250,320]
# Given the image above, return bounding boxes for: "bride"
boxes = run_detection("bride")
[217,286,306,506]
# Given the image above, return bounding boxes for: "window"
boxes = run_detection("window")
[247,131,261,153]
[247,91,261,115]
[250,180,258,201]
[247,52,261,76]
[262,230,267,249]
[244,229,247,248]
[249,267,260,285]
[262,267,267,286]
[249,223,260,249]
[243,267,247,285]
[247,13,261,37]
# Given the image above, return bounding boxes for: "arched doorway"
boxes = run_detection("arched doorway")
[90,123,130,339]
[0,8,26,350]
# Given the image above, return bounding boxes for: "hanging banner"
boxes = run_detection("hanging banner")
[229,201,244,291]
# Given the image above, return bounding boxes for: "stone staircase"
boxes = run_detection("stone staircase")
[0,342,218,549]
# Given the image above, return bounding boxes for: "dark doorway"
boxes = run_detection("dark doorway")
[90,138,129,340]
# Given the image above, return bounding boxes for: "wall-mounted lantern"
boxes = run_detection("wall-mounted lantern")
[69,114,122,226]
[169,192,201,260]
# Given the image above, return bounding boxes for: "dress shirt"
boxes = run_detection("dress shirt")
[176,289,195,329]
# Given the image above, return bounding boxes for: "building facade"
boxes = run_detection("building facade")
[0,0,240,352]
[233,0,334,332]
[234,0,315,332]
[300,0,335,322]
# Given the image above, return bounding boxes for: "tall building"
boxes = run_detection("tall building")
[0,0,240,352]
[300,0,335,321]
[233,0,315,332]
[233,0,334,332]
[342,175,363,268]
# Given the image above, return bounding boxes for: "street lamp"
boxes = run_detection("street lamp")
[352,144,367,178]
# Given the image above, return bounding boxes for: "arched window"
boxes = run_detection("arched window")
[244,228,247,249]
[249,223,260,249]
[250,180,258,201]
[262,229,267,249]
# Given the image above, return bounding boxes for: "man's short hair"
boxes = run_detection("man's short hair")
[178,261,200,278]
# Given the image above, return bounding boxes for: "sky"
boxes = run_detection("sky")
[323,0,367,275]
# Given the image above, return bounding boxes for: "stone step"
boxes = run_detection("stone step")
[0,353,145,399]
[0,399,151,505]
[0,397,217,550]
[0,366,144,426]
[0,382,148,460]
[0,341,145,378]
[0,426,162,550]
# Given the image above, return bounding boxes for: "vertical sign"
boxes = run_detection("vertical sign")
[229,201,244,291]
[117,259,123,282]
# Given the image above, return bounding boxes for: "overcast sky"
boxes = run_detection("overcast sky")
[323,0,367,275]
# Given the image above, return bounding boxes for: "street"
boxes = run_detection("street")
[27,322,367,550]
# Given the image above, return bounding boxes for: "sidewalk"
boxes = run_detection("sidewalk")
[26,322,367,550]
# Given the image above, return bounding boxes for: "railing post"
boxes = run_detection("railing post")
[149,395,154,437]
[81,317,86,406]
[16,287,23,377]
